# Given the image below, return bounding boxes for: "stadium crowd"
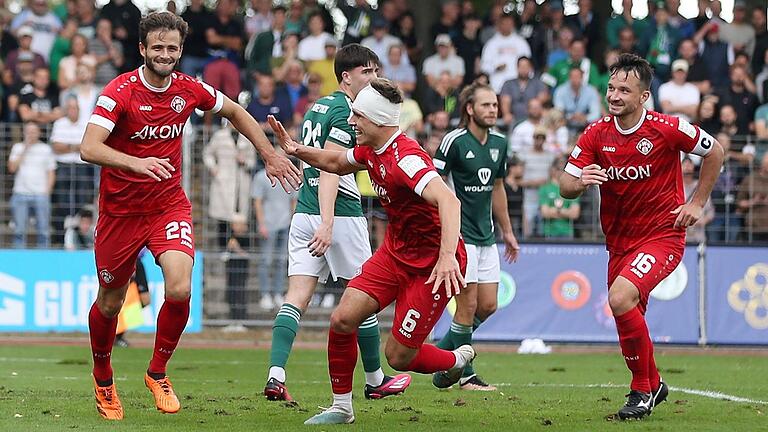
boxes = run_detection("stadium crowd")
[0,0,767,305]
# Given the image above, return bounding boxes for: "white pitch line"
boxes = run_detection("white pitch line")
[496,383,768,405]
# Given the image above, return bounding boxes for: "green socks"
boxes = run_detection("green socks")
[270,303,302,371]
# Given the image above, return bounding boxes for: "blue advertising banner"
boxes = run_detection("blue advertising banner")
[433,244,699,343]
[0,250,203,333]
[705,247,768,344]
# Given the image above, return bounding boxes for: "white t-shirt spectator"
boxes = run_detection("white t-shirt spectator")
[423,53,465,81]
[361,34,408,66]
[50,116,88,164]
[11,10,62,62]
[480,32,531,92]
[9,142,56,195]
[298,32,334,61]
[658,81,701,123]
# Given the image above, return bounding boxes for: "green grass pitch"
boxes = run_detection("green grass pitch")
[0,344,765,431]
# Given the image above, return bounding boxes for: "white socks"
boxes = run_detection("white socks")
[331,391,353,412]
[365,368,385,387]
[269,366,286,383]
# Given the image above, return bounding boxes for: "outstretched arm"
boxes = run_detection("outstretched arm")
[268,115,361,176]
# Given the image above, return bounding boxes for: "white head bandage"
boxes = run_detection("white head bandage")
[352,84,401,126]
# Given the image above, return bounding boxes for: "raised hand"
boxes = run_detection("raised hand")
[427,254,466,299]
[267,115,300,156]
[264,115,302,192]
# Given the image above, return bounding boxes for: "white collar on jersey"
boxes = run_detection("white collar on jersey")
[138,65,173,93]
[613,108,647,135]
[374,129,403,155]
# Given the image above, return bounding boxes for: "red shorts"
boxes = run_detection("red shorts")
[94,206,195,289]
[349,243,467,349]
[607,237,684,314]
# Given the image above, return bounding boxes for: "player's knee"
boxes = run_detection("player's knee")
[97,296,124,317]
[476,301,497,319]
[608,289,635,315]
[329,311,357,334]
[164,281,191,301]
[384,346,414,371]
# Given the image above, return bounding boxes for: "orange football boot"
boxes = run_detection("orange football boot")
[93,377,124,420]
[144,373,181,414]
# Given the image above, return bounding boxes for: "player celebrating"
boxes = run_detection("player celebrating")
[560,54,723,420]
[80,12,300,420]
[431,82,519,391]
[268,78,475,425]
[264,44,410,402]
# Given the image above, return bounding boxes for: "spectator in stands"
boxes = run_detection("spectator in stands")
[298,12,333,62]
[8,122,55,248]
[719,103,749,138]
[553,67,601,135]
[504,156,524,238]
[280,60,307,112]
[756,100,768,139]
[681,157,714,244]
[0,9,19,58]
[63,204,94,250]
[74,0,96,38]
[180,0,213,78]
[399,92,424,138]
[303,0,334,34]
[205,0,244,101]
[393,12,420,65]
[659,59,700,122]
[4,26,46,86]
[5,55,35,122]
[481,10,531,93]
[542,0,567,65]
[60,61,97,124]
[247,74,293,129]
[517,0,546,70]
[50,95,92,245]
[203,123,256,249]
[284,0,306,36]
[666,0,695,40]
[541,108,570,155]
[606,0,650,51]
[57,33,95,90]
[99,0,141,71]
[737,152,768,243]
[677,38,712,95]
[223,213,251,320]
[694,22,733,89]
[422,71,459,121]
[245,0,273,40]
[518,125,556,238]
[270,31,300,85]
[10,0,61,62]
[360,16,405,66]
[293,72,323,124]
[752,8,768,75]
[454,14,483,85]
[379,0,402,29]
[383,43,416,95]
[423,110,450,158]
[479,1,503,44]
[696,97,721,135]
[720,1,755,59]
[18,66,61,127]
[48,18,76,85]
[508,97,545,156]
[89,18,123,87]
[564,0,601,60]
[617,26,638,54]
[246,5,286,81]
[339,0,375,46]
[548,38,600,88]
[642,3,679,83]
[500,56,549,128]
[717,65,760,134]
[305,36,336,97]
[708,132,747,243]
[252,154,296,309]
[423,34,464,89]
[431,0,461,42]
[546,25,573,69]
[539,157,579,239]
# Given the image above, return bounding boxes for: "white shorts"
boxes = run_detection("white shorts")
[288,213,372,283]
[464,243,500,284]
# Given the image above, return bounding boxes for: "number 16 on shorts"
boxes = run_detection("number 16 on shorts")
[630,252,656,279]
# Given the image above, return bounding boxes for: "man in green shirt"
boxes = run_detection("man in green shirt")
[432,82,520,390]
[265,44,411,401]
[539,159,580,238]
[546,38,601,89]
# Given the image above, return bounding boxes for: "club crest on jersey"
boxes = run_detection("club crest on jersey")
[99,269,114,284]
[490,148,499,162]
[478,167,492,185]
[636,138,653,156]
[170,95,186,113]
[379,164,386,179]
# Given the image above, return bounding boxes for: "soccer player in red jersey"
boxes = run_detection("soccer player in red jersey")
[268,78,475,425]
[560,54,724,420]
[80,12,301,420]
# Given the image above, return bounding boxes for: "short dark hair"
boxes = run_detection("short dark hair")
[334,43,380,83]
[140,11,189,46]
[517,56,532,65]
[458,80,495,127]
[609,53,653,91]
[369,78,403,104]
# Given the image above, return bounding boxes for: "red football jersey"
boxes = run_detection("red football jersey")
[89,66,223,216]
[565,109,716,254]
[348,131,449,273]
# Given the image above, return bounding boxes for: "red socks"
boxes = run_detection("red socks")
[614,307,654,393]
[148,297,190,374]
[89,302,118,383]
[328,329,358,394]
[404,344,456,373]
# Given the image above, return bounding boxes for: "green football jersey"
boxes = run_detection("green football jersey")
[433,127,507,246]
[294,90,363,217]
